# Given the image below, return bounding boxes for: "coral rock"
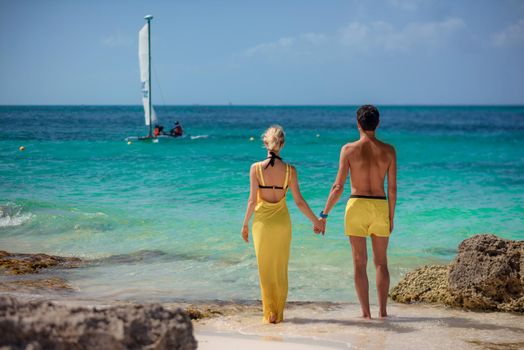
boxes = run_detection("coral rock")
[391,234,523,313]
[448,234,524,312]
[0,295,197,350]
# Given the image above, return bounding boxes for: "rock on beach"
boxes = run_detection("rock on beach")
[0,250,82,275]
[0,295,197,350]
[391,234,524,312]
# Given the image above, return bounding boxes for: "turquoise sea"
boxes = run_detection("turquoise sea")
[1,105,523,303]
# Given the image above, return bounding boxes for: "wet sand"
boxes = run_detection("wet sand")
[193,301,524,350]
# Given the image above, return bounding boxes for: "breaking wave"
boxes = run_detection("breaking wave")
[0,203,33,228]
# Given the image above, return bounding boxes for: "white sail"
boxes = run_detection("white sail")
[139,23,157,126]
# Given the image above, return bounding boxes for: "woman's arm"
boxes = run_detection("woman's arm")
[288,166,323,232]
[241,163,258,243]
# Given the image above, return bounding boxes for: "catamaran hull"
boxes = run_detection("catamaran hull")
[125,135,187,142]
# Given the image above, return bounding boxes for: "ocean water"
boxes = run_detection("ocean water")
[1,105,523,303]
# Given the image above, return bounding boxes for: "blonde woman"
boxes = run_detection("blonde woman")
[241,125,323,323]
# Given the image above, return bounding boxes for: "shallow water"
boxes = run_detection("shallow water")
[1,105,523,303]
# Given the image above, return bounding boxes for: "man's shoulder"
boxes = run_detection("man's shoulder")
[376,139,396,153]
[385,143,396,156]
[341,141,358,153]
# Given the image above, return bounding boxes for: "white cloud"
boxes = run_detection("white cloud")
[339,18,464,52]
[244,18,465,58]
[339,22,371,48]
[245,37,295,56]
[491,19,524,47]
[301,32,327,45]
[101,32,132,47]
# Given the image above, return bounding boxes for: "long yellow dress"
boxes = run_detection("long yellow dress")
[252,162,292,323]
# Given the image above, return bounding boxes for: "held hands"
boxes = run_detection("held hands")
[241,225,249,243]
[313,218,326,235]
[319,218,327,235]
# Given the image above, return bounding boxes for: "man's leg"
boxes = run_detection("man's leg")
[349,236,371,318]
[371,234,389,318]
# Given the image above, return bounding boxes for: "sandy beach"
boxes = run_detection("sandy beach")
[193,301,524,350]
[4,290,522,350]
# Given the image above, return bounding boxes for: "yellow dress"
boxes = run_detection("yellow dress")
[252,162,292,323]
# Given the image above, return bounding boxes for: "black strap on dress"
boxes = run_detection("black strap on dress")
[258,152,287,189]
[264,152,282,169]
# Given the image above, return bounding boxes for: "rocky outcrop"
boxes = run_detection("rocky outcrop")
[391,234,523,312]
[0,251,80,293]
[0,251,82,275]
[0,295,197,350]
[0,277,72,293]
[448,234,524,312]
[389,265,458,305]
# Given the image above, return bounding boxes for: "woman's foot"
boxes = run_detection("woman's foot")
[269,313,277,323]
[360,311,372,319]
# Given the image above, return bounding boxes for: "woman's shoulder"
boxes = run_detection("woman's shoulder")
[284,162,296,172]
[250,160,267,169]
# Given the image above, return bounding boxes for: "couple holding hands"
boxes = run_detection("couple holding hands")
[241,105,397,323]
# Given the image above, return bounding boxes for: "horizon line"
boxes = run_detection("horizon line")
[1,103,524,107]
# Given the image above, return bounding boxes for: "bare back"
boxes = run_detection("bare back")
[256,159,289,203]
[344,137,394,197]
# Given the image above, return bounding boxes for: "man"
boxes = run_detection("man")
[319,105,397,319]
[170,121,183,137]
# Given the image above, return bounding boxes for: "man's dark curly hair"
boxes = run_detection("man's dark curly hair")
[356,105,380,131]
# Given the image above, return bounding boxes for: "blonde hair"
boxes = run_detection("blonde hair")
[262,125,285,153]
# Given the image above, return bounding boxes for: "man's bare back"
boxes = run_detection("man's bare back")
[343,137,395,197]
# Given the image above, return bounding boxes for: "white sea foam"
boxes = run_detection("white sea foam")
[0,204,33,228]
[190,135,209,140]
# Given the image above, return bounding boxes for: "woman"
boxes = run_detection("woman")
[241,125,323,324]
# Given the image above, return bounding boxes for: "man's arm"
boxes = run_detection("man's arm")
[321,145,350,233]
[387,147,397,233]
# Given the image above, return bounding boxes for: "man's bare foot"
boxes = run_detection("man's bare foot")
[361,314,372,320]
[378,312,388,319]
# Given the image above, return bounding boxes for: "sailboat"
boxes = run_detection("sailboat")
[138,15,156,140]
[127,15,177,142]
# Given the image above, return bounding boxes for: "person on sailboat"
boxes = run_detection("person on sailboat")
[153,125,165,137]
[170,121,184,137]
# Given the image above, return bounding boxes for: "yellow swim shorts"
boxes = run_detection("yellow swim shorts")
[345,195,390,237]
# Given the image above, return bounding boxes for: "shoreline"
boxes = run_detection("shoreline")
[2,290,523,349]
[2,236,523,349]
[195,330,349,350]
[192,300,524,350]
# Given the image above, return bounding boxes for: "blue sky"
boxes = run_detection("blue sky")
[1,0,523,105]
